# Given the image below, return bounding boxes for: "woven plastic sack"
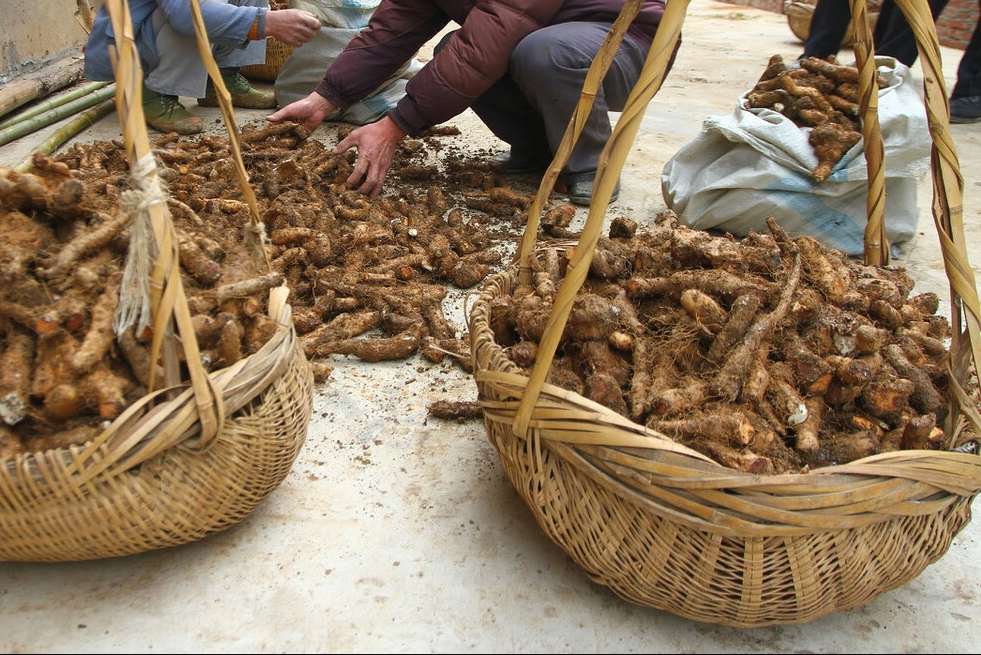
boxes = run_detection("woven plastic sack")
[273,0,422,123]
[660,56,930,257]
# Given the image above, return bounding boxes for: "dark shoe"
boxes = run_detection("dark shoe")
[950,96,981,124]
[143,88,204,135]
[198,72,276,109]
[489,149,551,175]
[567,178,620,206]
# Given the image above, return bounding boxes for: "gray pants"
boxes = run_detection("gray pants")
[468,22,650,185]
[146,0,267,98]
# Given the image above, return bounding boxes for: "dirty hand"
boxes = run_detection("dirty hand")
[265,8,321,47]
[333,117,408,199]
[267,91,335,133]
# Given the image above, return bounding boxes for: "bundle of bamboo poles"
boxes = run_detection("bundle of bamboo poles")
[0,81,116,173]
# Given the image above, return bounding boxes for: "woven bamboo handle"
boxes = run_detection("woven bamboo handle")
[516,0,644,285]
[848,0,890,265]
[83,0,224,466]
[513,0,690,436]
[892,0,981,443]
[188,0,262,226]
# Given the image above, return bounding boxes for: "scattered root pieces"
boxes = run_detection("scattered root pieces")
[0,122,540,456]
[427,399,483,422]
[489,209,977,475]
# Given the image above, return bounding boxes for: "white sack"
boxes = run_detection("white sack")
[661,57,931,257]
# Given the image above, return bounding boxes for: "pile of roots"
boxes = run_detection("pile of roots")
[488,211,968,474]
[747,54,885,182]
[2,118,972,475]
[0,121,534,456]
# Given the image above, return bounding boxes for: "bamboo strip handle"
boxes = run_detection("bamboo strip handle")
[514,0,690,436]
[892,0,981,442]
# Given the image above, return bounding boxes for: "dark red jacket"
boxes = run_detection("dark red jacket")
[315,0,670,136]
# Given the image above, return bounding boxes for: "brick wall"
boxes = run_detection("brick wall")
[719,0,978,50]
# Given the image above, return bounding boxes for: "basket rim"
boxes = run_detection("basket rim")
[1,293,304,479]
[470,260,981,536]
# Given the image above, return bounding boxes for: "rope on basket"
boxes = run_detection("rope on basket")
[85,0,224,473]
[513,0,689,436]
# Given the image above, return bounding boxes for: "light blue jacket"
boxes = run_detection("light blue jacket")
[84,0,267,83]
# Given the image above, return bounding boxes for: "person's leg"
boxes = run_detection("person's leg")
[950,3,981,122]
[142,7,205,134]
[951,2,981,98]
[802,0,853,59]
[874,0,946,67]
[438,31,552,172]
[202,0,275,108]
[509,22,647,194]
[145,7,209,98]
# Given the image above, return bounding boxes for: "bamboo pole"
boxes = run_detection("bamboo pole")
[0,84,117,147]
[187,0,263,229]
[0,81,113,131]
[0,59,85,120]
[892,0,981,443]
[12,98,115,173]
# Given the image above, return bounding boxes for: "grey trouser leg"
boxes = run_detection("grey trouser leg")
[510,22,647,184]
[145,0,267,98]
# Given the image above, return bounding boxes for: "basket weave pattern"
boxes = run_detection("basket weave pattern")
[468,0,981,626]
[242,37,294,82]
[0,307,314,563]
[0,0,316,565]
[471,264,980,627]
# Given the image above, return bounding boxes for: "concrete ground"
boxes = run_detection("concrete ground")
[1,0,980,652]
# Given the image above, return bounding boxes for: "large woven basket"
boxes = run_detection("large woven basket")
[0,293,313,562]
[242,37,294,82]
[469,0,981,627]
[0,0,314,563]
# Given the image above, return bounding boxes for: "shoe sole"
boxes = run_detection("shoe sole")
[950,115,981,124]
[504,165,548,175]
[146,117,203,135]
[569,193,620,207]
[490,153,550,175]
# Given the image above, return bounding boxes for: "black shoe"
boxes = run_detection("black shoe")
[950,96,981,124]
[567,178,620,206]
[489,149,551,174]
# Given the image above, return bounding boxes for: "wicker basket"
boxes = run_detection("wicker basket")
[469,0,981,627]
[0,0,314,563]
[242,37,294,82]
[0,293,313,562]
[783,0,882,47]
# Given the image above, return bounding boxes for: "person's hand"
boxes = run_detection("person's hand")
[265,8,321,47]
[333,116,407,199]
[267,91,335,133]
